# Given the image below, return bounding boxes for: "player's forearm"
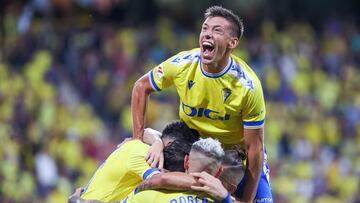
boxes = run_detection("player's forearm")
[131,75,152,139]
[242,146,264,202]
[138,172,197,192]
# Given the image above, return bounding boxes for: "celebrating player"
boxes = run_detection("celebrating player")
[79,121,199,202]
[131,5,272,202]
[125,138,229,203]
[134,147,246,203]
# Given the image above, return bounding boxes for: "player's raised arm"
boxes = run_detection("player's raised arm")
[131,73,165,168]
[131,73,155,140]
[132,52,183,168]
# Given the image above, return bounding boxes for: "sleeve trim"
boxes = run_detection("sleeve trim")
[220,192,232,203]
[143,168,161,180]
[243,119,265,129]
[149,71,161,91]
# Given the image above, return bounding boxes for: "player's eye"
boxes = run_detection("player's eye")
[214,28,223,33]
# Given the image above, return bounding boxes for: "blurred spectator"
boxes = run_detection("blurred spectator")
[35,147,59,197]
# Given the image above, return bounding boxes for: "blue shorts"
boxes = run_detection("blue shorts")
[234,150,273,203]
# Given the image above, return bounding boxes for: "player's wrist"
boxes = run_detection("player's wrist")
[155,136,163,144]
[220,192,232,203]
[153,138,163,148]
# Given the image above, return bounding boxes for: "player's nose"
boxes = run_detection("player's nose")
[204,31,212,39]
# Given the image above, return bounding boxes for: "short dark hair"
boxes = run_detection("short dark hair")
[204,5,244,38]
[220,149,246,185]
[161,120,200,144]
[223,148,246,166]
[163,140,192,172]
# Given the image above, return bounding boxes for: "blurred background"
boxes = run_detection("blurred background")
[0,0,360,202]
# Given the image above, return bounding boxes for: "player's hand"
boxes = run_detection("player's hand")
[190,172,228,201]
[68,187,84,203]
[145,139,164,168]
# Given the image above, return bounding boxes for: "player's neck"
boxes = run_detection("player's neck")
[202,56,230,74]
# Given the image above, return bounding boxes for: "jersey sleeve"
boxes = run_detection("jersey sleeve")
[148,52,186,91]
[127,144,160,181]
[242,78,266,129]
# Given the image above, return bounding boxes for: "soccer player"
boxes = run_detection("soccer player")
[192,148,246,200]
[131,5,272,202]
[125,138,230,203]
[79,121,199,202]
[69,147,245,203]
[134,148,245,202]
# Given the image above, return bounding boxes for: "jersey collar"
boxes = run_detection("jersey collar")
[200,57,233,78]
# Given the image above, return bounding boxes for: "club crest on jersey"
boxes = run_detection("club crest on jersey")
[188,80,195,90]
[222,88,232,103]
[155,66,164,80]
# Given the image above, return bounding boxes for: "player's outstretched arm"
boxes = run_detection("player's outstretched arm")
[132,74,164,168]
[242,127,264,203]
[136,172,198,192]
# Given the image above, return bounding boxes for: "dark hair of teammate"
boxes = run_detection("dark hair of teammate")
[161,120,200,172]
[161,120,200,144]
[163,140,192,172]
[219,149,246,193]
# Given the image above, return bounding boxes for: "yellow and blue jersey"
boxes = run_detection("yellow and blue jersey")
[81,140,160,202]
[124,190,215,203]
[149,48,266,148]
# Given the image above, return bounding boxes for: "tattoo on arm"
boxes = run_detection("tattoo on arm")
[136,179,155,192]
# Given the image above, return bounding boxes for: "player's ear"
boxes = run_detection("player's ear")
[184,155,189,171]
[228,37,239,49]
[228,183,237,194]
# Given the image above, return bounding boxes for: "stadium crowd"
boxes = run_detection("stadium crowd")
[1,1,360,203]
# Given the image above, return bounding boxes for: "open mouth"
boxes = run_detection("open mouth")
[202,42,214,57]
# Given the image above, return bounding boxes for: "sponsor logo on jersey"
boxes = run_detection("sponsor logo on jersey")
[181,102,230,120]
[248,110,264,118]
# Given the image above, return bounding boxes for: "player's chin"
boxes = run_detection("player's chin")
[201,54,215,64]
[201,57,213,65]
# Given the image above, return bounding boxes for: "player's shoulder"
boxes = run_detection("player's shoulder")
[119,140,149,155]
[230,54,259,79]
[165,48,201,66]
[228,54,262,92]
[124,139,148,147]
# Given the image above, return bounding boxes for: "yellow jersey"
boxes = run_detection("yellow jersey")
[149,48,265,148]
[124,190,215,203]
[81,140,160,202]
